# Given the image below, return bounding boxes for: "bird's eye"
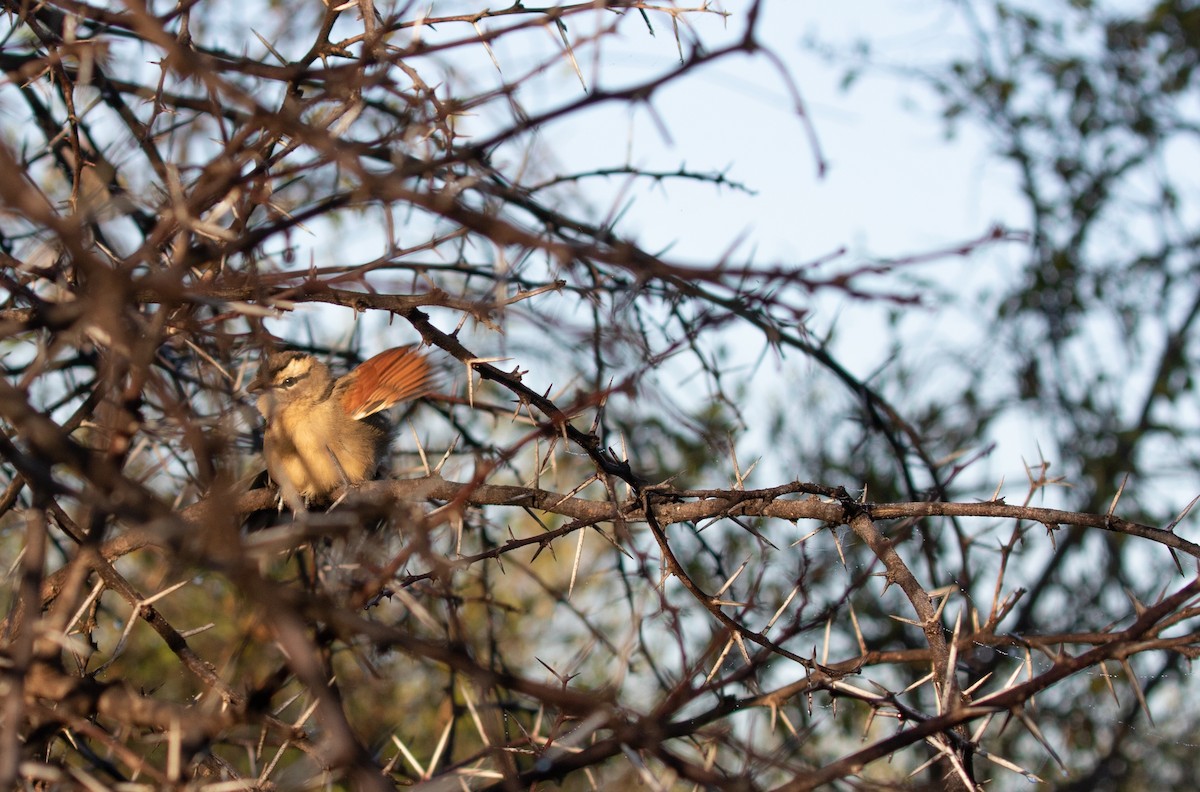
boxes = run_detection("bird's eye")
[281,376,297,388]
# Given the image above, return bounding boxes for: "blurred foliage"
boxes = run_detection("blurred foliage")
[803,0,1200,787]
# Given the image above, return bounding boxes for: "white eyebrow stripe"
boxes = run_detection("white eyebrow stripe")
[277,358,312,379]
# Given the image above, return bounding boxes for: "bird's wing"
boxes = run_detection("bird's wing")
[338,345,435,420]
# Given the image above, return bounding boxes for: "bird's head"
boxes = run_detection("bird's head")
[248,351,333,416]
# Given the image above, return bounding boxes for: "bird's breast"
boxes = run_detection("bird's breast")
[264,400,384,501]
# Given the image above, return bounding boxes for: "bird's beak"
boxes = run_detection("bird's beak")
[247,373,268,394]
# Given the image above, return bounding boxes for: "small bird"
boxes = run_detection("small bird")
[249,345,435,505]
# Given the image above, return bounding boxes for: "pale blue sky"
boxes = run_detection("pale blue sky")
[531,3,1022,263]
[272,2,1043,493]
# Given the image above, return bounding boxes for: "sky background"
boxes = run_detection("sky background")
[506,1,1038,490]
[526,3,1021,256]
[260,1,1046,495]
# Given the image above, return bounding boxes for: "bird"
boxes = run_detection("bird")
[248,345,435,506]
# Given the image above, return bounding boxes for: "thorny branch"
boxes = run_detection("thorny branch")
[0,0,1191,789]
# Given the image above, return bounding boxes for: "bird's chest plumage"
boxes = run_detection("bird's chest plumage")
[262,395,385,501]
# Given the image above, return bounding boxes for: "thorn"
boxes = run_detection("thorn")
[1016,707,1066,772]
[713,559,749,598]
[705,635,735,683]
[1169,547,1185,576]
[1099,660,1120,707]
[1166,492,1200,532]
[1107,473,1129,517]
[821,617,833,666]
[848,603,867,656]
[1122,586,1147,616]
[943,610,963,711]
[1121,658,1155,726]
